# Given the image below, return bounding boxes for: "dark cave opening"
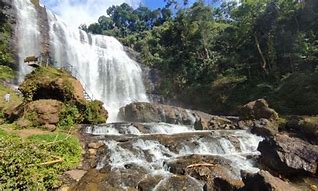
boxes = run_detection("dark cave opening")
[32,87,67,102]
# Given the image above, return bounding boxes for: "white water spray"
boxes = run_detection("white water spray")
[13,0,41,83]
[47,12,148,121]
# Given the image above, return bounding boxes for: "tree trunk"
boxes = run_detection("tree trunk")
[254,33,268,74]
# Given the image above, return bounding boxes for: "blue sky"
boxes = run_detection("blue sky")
[144,0,165,9]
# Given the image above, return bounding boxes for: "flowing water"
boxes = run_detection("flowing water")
[13,0,41,83]
[85,123,263,189]
[47,12,148,121]
[13,0,148,121]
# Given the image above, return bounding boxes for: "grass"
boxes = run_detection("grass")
[0,83,22,117]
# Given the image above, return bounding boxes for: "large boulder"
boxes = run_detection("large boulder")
[6,99,62,131]
[240,99,278,120]
[118,102,239,130]
[19,67,85,102]
[241,170,300,191]
[250,119,279,138]
[6,67,108,127]
[258,134,318,176]
[165,155,244,191]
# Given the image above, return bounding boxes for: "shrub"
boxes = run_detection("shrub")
[0,133,81,190]
[58,104,81,130]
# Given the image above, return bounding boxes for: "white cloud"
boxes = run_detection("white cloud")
[40,0,142,28]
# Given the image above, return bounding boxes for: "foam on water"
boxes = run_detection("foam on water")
[94,123,263,179]
[86,122,195,135]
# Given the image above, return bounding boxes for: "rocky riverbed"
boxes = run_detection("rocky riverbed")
[62,99,318,191]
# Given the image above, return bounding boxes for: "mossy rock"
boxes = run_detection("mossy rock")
[19,67,85,102]
[9,66,108,127]
[239,99,279,120]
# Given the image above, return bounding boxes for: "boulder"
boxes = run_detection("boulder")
[258,134,318,176]
[240,99,278,120]
[137,175,164,191]
[118,102,239,130]
[19,67,85,102]
[5,67,108,127]
[153,175,204,191]
[241,170,300,191]
[11,99,63,129]
[285,116,318,144]
[165,155,244,191]
[250,119,279,138]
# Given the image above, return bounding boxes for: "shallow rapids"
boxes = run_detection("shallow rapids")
[84,122,263,190]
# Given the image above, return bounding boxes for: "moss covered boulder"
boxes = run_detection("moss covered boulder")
[6,67,107,129]
[19,67,85,102]
[239,99,279,120]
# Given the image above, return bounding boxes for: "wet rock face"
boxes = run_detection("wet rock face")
[239,99,279,120]
[241,170,300,191]
[118,102,240,130]
[78,122,263,191]
[258,133,318,176]
[165,155,244,191]
[154,175,204,191]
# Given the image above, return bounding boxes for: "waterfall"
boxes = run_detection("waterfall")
[12,0,148,121]
[47,12,148,121]
[13,0,41,83]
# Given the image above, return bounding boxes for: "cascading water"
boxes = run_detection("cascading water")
[47,12,148,121]
[13,0,41,83]
[85,123,263,189]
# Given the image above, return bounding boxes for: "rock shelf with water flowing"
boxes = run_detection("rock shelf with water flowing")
[81,122,263,190]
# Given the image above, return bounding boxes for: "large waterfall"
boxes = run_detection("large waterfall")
[13,0,148,121]
[48,12,148,121]
[14,0,41,83]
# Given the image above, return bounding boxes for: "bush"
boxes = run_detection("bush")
[81,100,107,124]
[0,133,81,190]
[58,104,81,130]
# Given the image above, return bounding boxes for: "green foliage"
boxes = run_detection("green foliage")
[0,133,81,190]
[82,100,107,124]
[0,65,14,80]
[0,84,22,121]
[84,3,172,45]
[87,0,318,115]
[58,104,81,130]
[273,72,318,115]
[0,2,14,68]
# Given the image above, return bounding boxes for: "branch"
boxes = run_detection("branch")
[186,163,216,169]
[254,33,268,74]
[29,156,64,167]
